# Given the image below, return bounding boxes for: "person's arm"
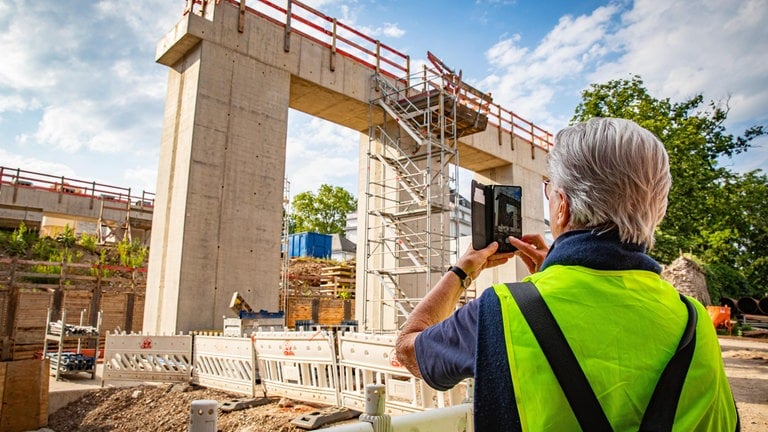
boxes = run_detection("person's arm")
[396,242,513,378]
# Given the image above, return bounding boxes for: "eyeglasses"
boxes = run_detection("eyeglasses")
[543,179,552,200]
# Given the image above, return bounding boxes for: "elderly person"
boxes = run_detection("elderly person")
[396,118,738,431]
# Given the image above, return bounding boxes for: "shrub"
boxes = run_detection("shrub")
[56,224,76,248]
[31,237,58,261]
[117,238,148,268]
[78,232,98,253]
[6,222,30,257]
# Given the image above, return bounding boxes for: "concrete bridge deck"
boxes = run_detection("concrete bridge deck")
[0,166,154,243]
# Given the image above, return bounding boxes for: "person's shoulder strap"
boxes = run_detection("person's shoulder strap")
[506,282,613,432]
[638,294,697,431]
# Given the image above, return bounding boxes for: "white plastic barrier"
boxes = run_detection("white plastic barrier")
[193,335,259,396]
[336,332,469,414]
[252,330,340,406]
[322,384,474,432]
[102,330,471,417]
[102,332,192,384]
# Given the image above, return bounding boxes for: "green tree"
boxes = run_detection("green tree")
[572,75,767,297]
[290,184,357,235]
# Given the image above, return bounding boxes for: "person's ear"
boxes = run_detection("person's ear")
[555,190,570,228]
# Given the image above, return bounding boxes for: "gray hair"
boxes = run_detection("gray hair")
[549,117,671,248]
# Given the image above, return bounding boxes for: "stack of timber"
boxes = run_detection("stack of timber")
[280,258,356,329]
[282,258,355,297]
[319,263,355,298]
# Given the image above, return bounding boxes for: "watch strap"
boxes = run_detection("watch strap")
[448,266,468,281]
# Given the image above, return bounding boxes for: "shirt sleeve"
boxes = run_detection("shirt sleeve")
[414,299,479,391]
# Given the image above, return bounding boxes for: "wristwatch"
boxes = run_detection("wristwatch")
[447,265,472,289]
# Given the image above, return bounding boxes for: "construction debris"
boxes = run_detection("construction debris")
[661,256,712,305]
[291,406,360,430]
[219,397,271,412]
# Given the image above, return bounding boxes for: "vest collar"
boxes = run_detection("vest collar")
[540,229,661,274]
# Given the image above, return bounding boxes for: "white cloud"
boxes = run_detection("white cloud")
[302,0,341,10]
[475,0,767,166]
[0,1,78,90]
[486,35,528,68]
[24,100,152,154]
[380,23,406,38]
[592,0,768,126]
[110,60,167,104]
[124,167,159,194]
[95,0,181,47]
[0,148,76,179]
[286,112,360,195]
[532,4,617,78]
[358,23,406,39]
[0,0,170,183]
[478,4,619,130]
[0,94,39,113]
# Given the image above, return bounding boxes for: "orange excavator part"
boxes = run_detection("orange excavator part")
[706,305,733,335]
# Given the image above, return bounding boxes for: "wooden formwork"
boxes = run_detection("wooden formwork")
[0,359,49,432]
[319,265,355,297]
[0,258,146,360]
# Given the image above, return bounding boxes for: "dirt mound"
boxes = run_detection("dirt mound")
[47,384,321,432]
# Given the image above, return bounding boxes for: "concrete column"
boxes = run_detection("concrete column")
[146,28,290,334]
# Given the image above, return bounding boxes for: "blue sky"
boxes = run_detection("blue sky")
[1,0,766,200]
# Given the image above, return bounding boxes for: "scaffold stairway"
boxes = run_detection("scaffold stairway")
[372,210,428,269]
[364,53,492,330]
[371,269,416,317]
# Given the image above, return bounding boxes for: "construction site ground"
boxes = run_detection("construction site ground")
[36,336,768,431]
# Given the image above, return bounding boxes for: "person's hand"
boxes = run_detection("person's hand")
[508,234,549,273]
[455,242,516,280]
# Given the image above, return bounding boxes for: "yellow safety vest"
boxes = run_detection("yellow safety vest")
[492,265,738,431]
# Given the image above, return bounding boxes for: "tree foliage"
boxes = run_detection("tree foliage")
[5,221,31,257]
[572,75,767,298]
[56,224,77,248]
[290,184,357,235]
[117,238,149,268]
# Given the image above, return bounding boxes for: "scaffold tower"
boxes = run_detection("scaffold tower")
[363,52,492,331]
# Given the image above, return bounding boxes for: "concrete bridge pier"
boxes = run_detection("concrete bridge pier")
[145,6,288,334]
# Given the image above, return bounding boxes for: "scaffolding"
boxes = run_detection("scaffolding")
[280,178,291,314]
[97,195,132,245]
[363,52,492,331]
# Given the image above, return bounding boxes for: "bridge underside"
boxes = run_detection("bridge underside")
[146,1,548,333]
